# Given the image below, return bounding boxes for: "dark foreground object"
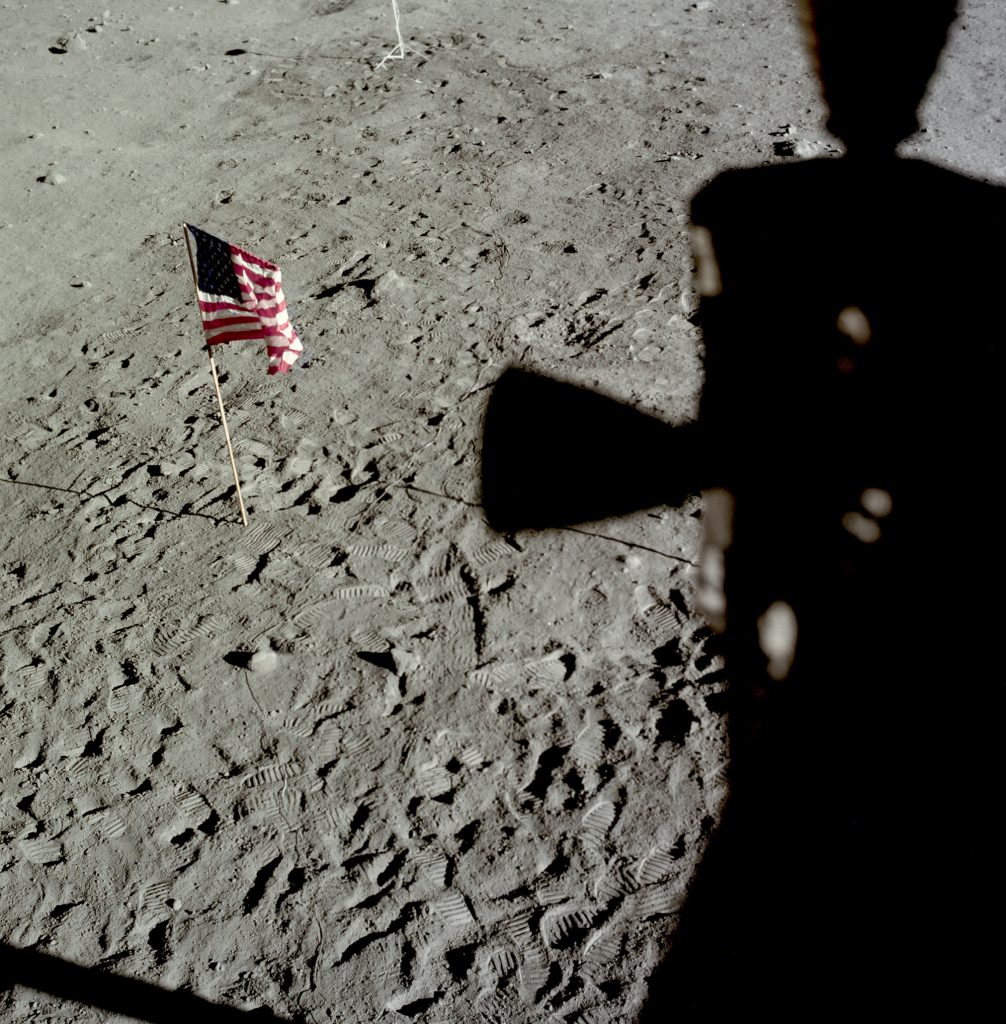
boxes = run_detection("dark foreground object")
[0,944,291,1023]
[644,153,1004,1018]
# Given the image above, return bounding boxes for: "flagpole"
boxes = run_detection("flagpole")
[183,224,249,528]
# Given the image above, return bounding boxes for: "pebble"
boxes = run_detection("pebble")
[44,171,67,185]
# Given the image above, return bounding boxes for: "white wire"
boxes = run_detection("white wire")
[376,0,411,70]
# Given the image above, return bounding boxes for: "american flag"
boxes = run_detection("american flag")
[186,224,304,374]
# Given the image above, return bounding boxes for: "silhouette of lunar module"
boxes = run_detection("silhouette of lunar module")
[481,0,1003,1015]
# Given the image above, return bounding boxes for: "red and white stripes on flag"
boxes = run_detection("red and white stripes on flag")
[186,224,304,374]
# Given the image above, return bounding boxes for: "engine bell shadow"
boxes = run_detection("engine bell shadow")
[481,367,703,531]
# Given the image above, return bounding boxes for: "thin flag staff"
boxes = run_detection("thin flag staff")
[182,224,304,526]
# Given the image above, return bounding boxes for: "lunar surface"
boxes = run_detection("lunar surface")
[1,1,1001,1021]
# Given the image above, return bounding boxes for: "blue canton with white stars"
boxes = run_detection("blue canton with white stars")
[188,224,242,301]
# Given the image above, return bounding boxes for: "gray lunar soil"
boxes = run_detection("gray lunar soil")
[1,1,1002,1021]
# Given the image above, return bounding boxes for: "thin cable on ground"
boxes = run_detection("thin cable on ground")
[404,485,697,565]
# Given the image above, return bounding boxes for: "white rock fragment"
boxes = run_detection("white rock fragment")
[57,32,87,53]
[249,649,277,673]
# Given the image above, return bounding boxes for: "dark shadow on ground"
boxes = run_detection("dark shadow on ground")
[481,368,701,530]
[0,943,292,1022]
